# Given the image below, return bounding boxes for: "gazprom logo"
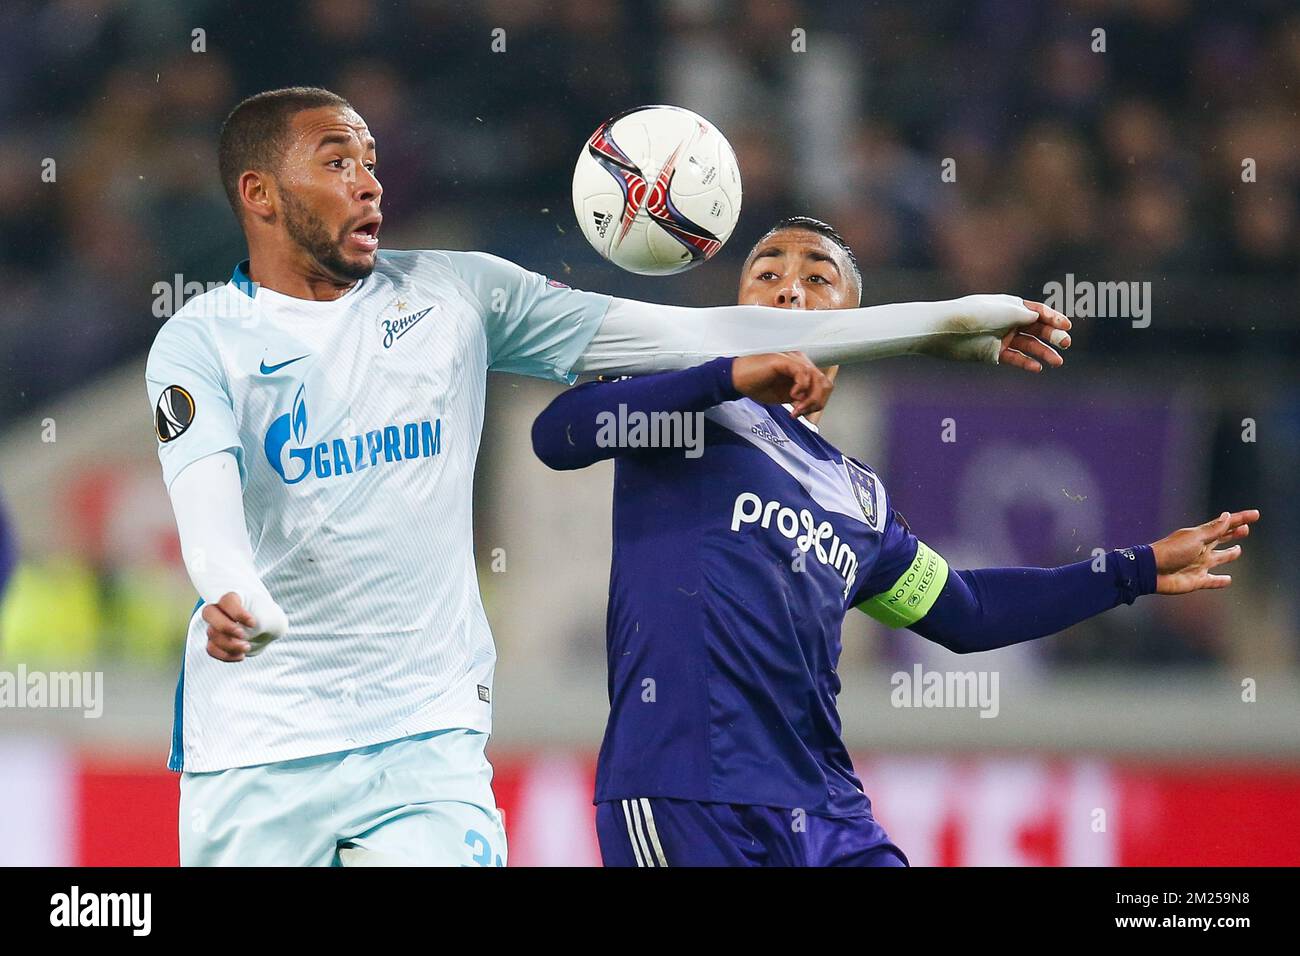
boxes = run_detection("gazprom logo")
[263,384,441,485]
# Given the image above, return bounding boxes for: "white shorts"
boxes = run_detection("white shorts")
[179,728,506,866]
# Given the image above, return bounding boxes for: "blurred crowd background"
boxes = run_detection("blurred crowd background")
[2,0,1298,676]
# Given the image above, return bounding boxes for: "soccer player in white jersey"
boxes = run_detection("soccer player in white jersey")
[147,87,1072,866]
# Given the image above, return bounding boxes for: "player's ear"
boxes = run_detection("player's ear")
[239,170,276,224]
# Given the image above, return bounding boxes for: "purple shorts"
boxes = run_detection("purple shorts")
[596,797,909,867]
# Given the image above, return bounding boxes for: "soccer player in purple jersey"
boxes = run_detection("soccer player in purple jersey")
[532,217,1260,867]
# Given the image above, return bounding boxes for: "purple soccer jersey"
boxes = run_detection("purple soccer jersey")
[531,358,1158,865]
[536,362,922,817]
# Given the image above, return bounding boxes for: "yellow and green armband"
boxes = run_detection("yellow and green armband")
[858,541,950,628]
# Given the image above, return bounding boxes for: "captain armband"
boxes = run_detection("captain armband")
[858,541,950,628]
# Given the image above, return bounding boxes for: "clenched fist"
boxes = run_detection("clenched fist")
[731,351,834,418]
[203,590,289,662]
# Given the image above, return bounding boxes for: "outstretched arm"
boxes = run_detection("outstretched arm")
[574,295,1071,376]
[439,251,1069,383]
[903,548,1158,654]
[859,510,1259,654]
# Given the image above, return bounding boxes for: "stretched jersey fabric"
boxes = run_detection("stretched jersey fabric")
[146,250,611,772]
[531,359,1158,818]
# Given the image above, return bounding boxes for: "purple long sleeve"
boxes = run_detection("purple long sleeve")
[531,357,740,470]
[909,546,1159,653]
[535,369,1163,654]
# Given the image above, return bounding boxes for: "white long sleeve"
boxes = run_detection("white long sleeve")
[573,293,1037,375]
[168,451,288,654]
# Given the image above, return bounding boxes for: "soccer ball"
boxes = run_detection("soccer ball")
[572,105,742,276]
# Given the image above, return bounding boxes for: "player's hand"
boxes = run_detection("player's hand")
[732,351,833,418]
[922,294,1071,369]
[203,591,288,662]
[998,300,1072,373]
[1150,509,1260,595]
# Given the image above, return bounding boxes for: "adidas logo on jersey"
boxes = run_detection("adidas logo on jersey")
[750,417,789,447]
[730,491,860,598]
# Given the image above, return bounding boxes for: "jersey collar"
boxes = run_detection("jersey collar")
[782,402,820,433]
[230,260,257,298]
[228,259,368,305]
[231,260,256,297]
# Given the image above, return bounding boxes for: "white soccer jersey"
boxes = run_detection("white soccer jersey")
[146,250,611,772]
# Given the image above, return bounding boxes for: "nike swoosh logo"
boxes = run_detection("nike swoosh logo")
[259,355,308,375]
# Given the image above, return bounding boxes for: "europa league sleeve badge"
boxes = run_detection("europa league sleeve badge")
[155,385,196,443]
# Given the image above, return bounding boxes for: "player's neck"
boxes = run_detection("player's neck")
[803,365,839,427]
[245,243,358,302]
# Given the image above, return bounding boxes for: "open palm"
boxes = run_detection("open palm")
[1151,510,1260,594]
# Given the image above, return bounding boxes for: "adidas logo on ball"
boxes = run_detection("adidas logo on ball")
[573,104,741,275]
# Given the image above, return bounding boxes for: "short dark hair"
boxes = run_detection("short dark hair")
[753,216,862,304]
[217,86,354,219]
